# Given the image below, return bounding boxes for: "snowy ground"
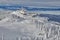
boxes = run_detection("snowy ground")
[0,10,60,40]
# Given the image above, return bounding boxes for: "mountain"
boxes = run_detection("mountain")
[0,6,60,11]
[0,9,60,40]
[39,14,60,22]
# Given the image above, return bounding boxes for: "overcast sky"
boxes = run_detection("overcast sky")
[0,0,60,7]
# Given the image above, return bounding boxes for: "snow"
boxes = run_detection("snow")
[0,9,60,40]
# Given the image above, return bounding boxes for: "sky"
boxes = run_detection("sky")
[0,0,60,7]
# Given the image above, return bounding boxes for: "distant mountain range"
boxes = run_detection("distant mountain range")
[0,6,60,11]
[0,6,60,22]
[39,14,60,22]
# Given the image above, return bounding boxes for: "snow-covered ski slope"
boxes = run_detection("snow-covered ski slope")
[0,9,60,40]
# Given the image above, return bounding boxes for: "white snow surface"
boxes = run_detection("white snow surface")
[0,10,60,40]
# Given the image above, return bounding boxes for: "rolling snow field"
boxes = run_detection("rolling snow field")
[0,9,60,40]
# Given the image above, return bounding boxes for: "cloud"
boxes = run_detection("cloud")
[0,0,60,7]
